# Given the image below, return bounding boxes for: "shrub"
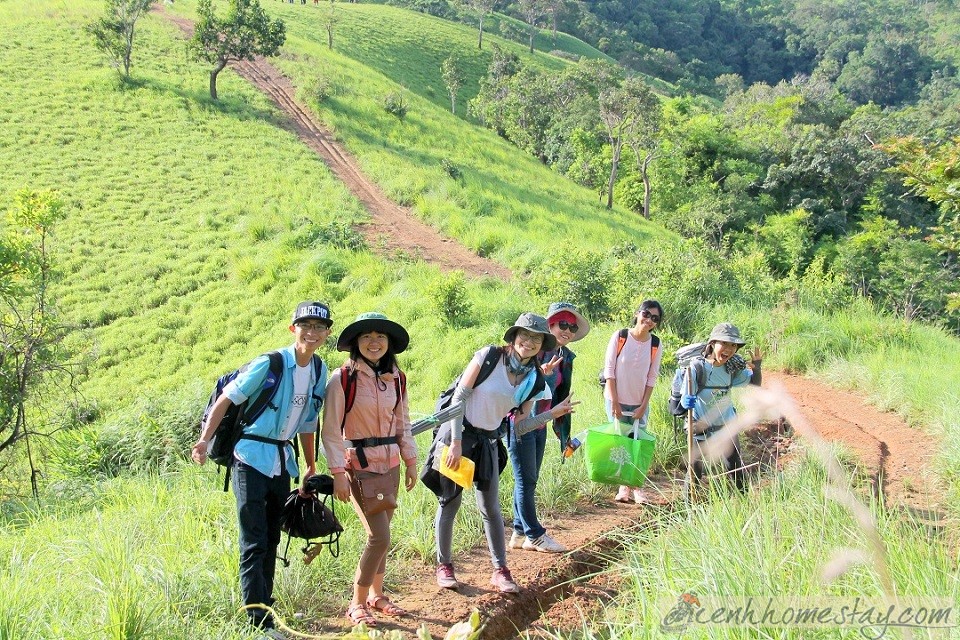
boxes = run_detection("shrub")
[383,91,408,120]
[440,158,462,182]
[527,248,613,321]
[428,271,471,327]
[290,220,365,251]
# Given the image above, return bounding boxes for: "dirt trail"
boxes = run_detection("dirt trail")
[155,10,944,638]
[298,372,943,640]
[159,8,510,280]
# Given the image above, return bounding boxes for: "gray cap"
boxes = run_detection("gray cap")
[708,322,746,346]
[503,313,558,352]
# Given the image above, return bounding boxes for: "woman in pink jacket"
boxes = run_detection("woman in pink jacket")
[321,312,418,627]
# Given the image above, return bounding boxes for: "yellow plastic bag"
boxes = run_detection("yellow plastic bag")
[437,446,475,488]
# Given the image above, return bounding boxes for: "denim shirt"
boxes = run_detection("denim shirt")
[224,345,327,478]
[685,361,751,433]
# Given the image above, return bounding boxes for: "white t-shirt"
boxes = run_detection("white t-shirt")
[465,361,518,431]
[280,363,312,441]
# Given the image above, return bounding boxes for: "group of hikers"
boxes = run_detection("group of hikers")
[191,298,762,637]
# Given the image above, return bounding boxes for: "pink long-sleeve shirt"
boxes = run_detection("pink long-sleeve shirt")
[602,330,662,405]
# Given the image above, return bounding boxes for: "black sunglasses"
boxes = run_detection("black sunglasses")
[639,310,661,324]
[557,321,579,333]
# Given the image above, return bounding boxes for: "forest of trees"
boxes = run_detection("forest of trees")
[378,0,959,330]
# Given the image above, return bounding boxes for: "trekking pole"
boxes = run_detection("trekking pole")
[684,363,695,504]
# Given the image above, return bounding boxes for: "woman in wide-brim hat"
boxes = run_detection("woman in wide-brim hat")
[506,302,590,555]
[680,322,762,491]
[422,312,578,594]
[321,312,417,627]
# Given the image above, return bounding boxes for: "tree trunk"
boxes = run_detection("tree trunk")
[606,140,621,209]
[450,93,456,114]
[327,25,333,49]
[210,60,227,100]
[641,154,653,220]
[529,27,535,54]
[478,17,484,49]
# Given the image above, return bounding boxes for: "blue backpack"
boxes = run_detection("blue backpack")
[201,352,323,490]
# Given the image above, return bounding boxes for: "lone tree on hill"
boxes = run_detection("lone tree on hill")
[462,0,496,50]
[441,53,465,114]
[323,0,338,50]
[1,190,74,501]
[88,0,156,80]
[517,0,547,54]
[189,0,285,100]
[599,77,649,210]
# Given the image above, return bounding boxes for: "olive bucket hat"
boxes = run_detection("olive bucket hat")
[503,313,557,352]
[336,312,410,353]
[545,301,590,342]
[708,322,746,346]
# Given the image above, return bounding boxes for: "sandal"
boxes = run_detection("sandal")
[366,594,408,617]
[346,603,378,627]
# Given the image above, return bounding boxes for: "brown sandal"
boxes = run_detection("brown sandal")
[366,594,408,617]
[346,603,378,627]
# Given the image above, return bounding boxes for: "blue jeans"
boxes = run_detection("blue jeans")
[232,462,290,628]
[508,425,547,540]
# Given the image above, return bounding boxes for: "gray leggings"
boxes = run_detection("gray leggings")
[434,470,507,569]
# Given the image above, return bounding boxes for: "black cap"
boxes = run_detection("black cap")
[292,301,333,327]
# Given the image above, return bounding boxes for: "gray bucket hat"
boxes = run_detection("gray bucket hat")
[503,313,558,352]
[545,301,590,342]
[336,312,410,353]
[708,322,746,346]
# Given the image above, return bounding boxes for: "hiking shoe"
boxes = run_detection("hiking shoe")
[490,567,520,593]
[508,531,524,549]
[522,533,566,553]
[436,563,459,590]
[615,485,632,503]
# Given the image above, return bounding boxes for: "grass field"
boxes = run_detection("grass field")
[1,0,959,638]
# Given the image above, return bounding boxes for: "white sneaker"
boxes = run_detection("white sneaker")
[522,533,566,553]
[508,531,524,549]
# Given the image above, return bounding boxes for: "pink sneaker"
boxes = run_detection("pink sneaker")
[615,485,632,503]
[436,563,459,590]
[490,567,519,593]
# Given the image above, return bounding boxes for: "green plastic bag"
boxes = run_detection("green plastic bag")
[583,422,656,486]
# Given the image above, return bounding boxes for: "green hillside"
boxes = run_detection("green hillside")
[1,0,959,639]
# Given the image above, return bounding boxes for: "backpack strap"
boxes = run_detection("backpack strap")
[226,351,285,491]
[473,345,502,389]
[650,334,660,361]
[244,351,285,424]
[614,328,628,358]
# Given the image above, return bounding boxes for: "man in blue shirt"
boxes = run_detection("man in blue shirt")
[192,301,332,634]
